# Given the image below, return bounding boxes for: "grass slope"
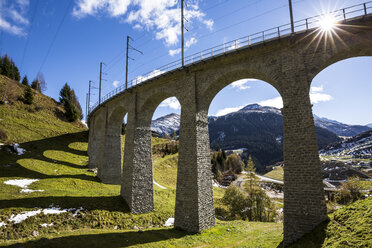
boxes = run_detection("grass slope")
[264,166,284,181]
[0,75,86,144]
[289,197,372,248]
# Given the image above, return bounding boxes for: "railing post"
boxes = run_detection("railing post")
[364,3,367,15]
[234,40,237,49]
[343,9,346,20]
[211,48,214,56]
[248,36,251,46]
[277,27,280,38]
[223,43,226,53]
[200,51,203,59]
[262,31,265,42]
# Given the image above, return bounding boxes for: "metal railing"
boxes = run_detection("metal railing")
[89,1,372,114]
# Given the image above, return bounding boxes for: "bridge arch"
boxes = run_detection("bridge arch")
[201,69,281,111]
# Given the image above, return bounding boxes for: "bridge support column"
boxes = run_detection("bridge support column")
[281,75,327,246]
[174,79,215,232]
[98,117,122,184]
[121,105,154,213]
[88,118,105,170]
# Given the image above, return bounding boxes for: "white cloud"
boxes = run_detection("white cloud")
[169,37,197,56]
[135,69,165,84]
[311,85,323,93]
[215,105,245,117]
[310,93,333,103]
[169,48,181,56]
[258,97,283,109]
[0,18,24,35]
[0,0,29,36]
[256,86,332,109]
[112,80,120,88]
[310,85,333,103]
[159,97,180,110]
[185,37,197,48]
[230,79,257,90]
[73,0,131,18]
[73,0,213,47]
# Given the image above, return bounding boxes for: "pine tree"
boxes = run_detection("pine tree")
[64,100,78,122]
[23,86,34,105]
[59,83,82,122]
[59,83,72,103]
[22,76,29,86]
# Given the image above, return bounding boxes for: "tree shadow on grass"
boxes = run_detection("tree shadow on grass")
[0,131,100,182]
[4,228,188,248]
[0,196,130,212]
[276,220,329,248]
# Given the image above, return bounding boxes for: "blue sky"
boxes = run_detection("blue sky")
[1,0,371,125]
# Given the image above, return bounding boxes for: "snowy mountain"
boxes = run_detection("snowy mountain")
[208,104,340,170]
[367,123,372,128]
[320,130,372,158]
[151,113,180,136]
[314,115,370,137]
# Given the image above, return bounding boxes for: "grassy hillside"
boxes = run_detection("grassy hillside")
[0,75,86,144]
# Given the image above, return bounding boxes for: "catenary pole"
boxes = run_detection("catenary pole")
[288,0,294,34]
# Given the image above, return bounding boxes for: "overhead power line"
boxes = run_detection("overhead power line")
[38,0,73,73]
[20,0,39,72]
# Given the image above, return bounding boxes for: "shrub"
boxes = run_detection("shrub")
[221,184,276,222]
[334,177,364,204]
[23,86,34,105]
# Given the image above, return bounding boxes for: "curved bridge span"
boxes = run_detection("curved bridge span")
[88,5,372,246]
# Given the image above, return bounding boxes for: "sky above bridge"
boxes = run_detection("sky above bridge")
[1,0,371,125]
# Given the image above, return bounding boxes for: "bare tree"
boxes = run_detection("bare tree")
[36,72,47,92]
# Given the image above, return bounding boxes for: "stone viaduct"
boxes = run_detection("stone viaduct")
[87,14,372,246]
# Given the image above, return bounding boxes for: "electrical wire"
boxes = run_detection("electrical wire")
[20,0,39,71]
[38,0,73,72]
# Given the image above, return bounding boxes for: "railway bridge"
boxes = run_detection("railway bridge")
[87,4,372,245]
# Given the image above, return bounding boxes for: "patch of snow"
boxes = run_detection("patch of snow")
[20,189,44,193]
[6,206,83,225]
[43,207,73,215]
[4,179,42,193]
[212,180,227,189]
[9,210,42,224]
[0,221,6,227]
[40,223,54,227]
[164,217,174,227]
[4,179,38,189]
[13,144,26,155]
[73,207,84,217]
[0,143,4,146]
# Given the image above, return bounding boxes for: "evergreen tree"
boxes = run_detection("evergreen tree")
[23,86,34,105]
[0,55,12,77]
[64,100,78,122]
[71,90,83,120]
[0,55,20,81]
[22,76,29,86]
[59,83,72,103]
[59,83,82,122]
